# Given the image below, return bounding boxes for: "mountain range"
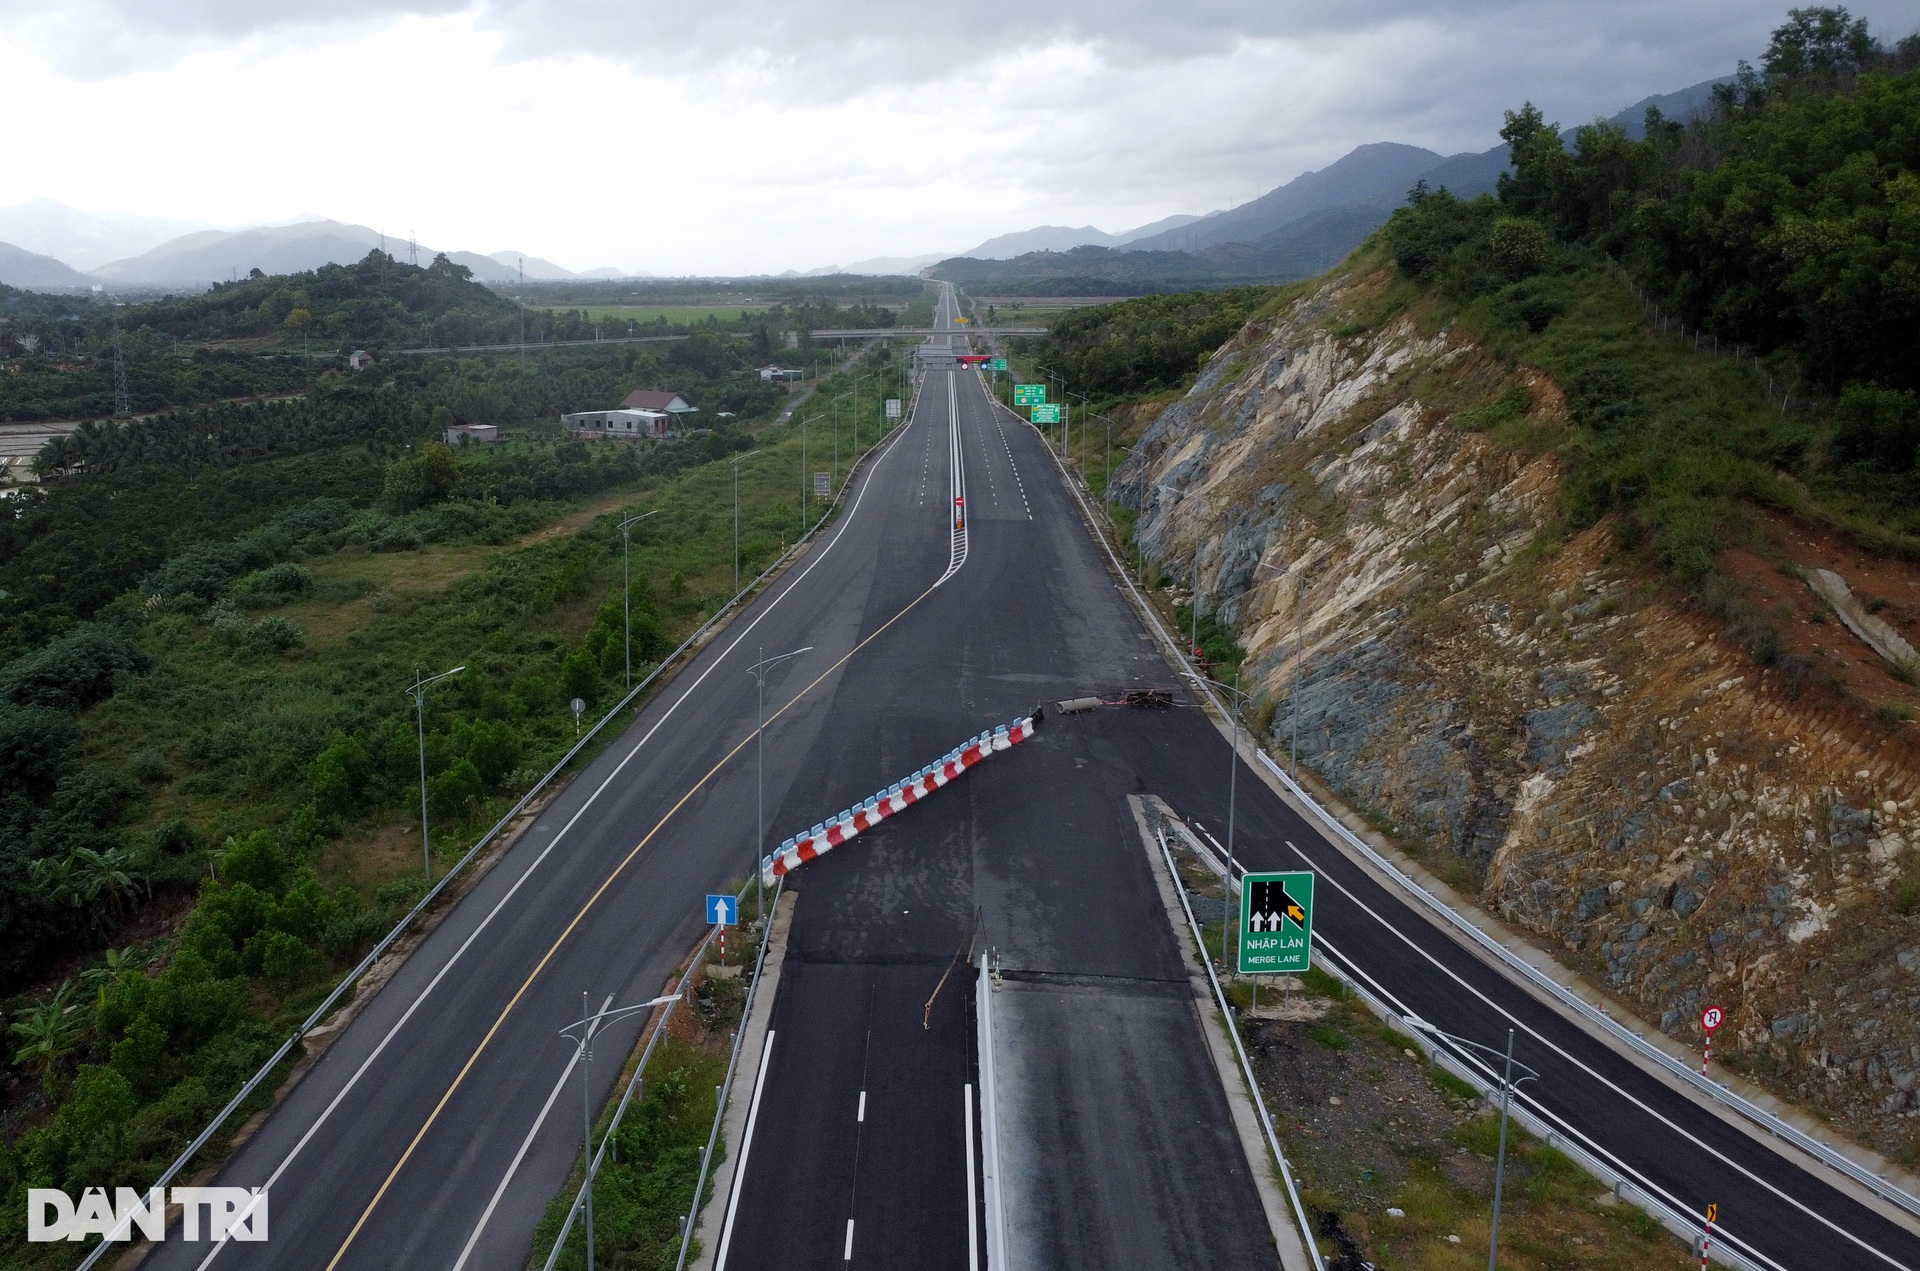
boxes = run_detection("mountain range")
[926,74,1729,292]
[1,76,1728,295]
[0,208,642,291]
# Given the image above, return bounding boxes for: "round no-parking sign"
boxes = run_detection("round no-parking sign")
[1702,1006,1724,1032]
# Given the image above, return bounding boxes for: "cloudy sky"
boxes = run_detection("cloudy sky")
[0,1,1912,275]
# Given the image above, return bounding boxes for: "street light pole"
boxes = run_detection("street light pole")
[619,510,658,689]
[559,992,681,1271]
[746,646,811,925]
[1185,669,1250,937]
[731,457,741,595]
[1406,1019,1538,1271]
[1490,1028,1516,1271]
[405,665,464,879]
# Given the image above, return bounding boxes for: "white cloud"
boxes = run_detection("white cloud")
[0,1,1914,274]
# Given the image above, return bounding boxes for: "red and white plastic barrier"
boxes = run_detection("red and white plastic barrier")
[760,714,1040,885]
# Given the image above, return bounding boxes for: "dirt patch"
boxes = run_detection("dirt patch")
[1720,507,1920,752]
[315,817,428,899]
[1245,997,1693,1270]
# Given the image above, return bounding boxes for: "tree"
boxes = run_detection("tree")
[418,441,459,502]
[384,456,425,511]
[1764,6,1876,85]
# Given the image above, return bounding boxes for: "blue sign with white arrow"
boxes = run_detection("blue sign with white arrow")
[706,894,738,926]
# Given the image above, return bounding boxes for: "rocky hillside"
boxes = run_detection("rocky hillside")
[1112,265,1920,1158]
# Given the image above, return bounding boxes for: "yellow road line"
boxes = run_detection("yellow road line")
[324,573,949,1270]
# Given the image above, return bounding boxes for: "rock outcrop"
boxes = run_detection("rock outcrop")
[1113,266,1920,1155]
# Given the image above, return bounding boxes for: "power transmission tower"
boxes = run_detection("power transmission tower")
[518,257,526,365]
[111,311,130,417]
[409,233,418,267]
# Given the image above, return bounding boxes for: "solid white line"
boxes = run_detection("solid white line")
[448,993,611,1271]
[843,1218,855,1262]
[1291,841,1910,1271]
[976,955,1008,1271]
[713,1030,776,1271]
[191,390,923,1270]
[965,1084,979,1271]
[856,1090,866,1123]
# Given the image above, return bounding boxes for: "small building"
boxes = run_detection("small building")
[620,389,697,418]
[562,408,671,440]
[446,422,500,445]
[757,365,803,382]
[348,349,374,371]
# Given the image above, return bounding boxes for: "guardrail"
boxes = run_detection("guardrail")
[1305,936,1761,1270]
[1248,737,1920,1224]
[1010,393,1920,1228]
[1155,825,1325,1271]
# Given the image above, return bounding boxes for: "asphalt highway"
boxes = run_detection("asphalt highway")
[718,296,1282,1269]
[146,279,1920,1271]
[144,291,981,1271]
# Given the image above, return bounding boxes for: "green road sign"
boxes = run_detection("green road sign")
[1013,383,1047,406]
[1030,403,1062,423]
[990,358,1008,371]
[1238,871,1313,974]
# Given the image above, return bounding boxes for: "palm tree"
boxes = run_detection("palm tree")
[32,433,72,479]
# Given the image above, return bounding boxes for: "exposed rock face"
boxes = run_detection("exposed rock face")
[1113,267,1920,1156]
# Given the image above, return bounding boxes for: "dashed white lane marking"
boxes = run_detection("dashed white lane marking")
[985,396,1033,520]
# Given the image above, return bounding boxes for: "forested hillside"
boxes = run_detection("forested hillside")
[0,253,812,423]
[1377,5,1920,573]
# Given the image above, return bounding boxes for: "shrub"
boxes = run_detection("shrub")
[310,733,372,818]
[427,757,483,822]
[560,649,600,706]
[233,561,313,606]
[0,702,79,795]
[1832,385,1920,470]
[246,615,306,654]
[1487,216,1551,281]
[0,623,149,711]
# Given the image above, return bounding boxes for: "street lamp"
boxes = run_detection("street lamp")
[1185,669,1251,939]
[559,992,681,1271]
[746,646,811,924]
[1407,1020,1538,1271]
[619,510,658,688]
[405,665,465,878]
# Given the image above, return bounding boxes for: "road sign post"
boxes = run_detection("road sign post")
[813,471,830,497]
[1701,1005,1723,1074]
[1237,871,1313,975]
[1013,384,1046,406]
[1030,403,1061,424]
[708,893,737,962]
[990,358,1008,372]
[885,398,902,419]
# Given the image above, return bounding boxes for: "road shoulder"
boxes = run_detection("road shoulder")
[1128,794,1317,1271]
[689,889,797,1271]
